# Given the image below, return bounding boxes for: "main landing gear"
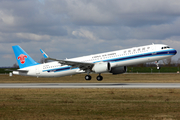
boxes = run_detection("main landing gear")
[85,74,103,81]
[96,74,103,81]
[155,61,161,70]
[85,75,91,80]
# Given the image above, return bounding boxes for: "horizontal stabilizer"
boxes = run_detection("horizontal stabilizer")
[13,69,28,75]
[17,69,29,72]
[4,69,28,72]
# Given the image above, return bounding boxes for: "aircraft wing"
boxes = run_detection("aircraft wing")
[48,57,94,69]
[40,49,94,70]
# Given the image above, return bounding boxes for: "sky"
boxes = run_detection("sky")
[1,0,180,67]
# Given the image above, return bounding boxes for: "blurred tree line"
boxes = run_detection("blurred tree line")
[131,58,180,67]
[11,58,48,69]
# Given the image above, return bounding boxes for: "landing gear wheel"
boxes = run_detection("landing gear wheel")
[85,75,91,80]
[157,66,161,70]
[96,75,103,81]
[155,61,161,70]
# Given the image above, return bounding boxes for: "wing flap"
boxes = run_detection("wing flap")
[17,69,29,72]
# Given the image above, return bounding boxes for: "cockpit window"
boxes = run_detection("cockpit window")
[162,46,170,49]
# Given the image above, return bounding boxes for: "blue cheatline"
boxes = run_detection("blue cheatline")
[103,49,176,63]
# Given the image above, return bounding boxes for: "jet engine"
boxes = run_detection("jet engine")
[92,62,111,73]
[110,66,127,74]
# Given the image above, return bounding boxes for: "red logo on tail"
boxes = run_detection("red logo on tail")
[18,54,27,64]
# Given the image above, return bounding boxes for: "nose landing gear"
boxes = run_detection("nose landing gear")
[155,61,161,70]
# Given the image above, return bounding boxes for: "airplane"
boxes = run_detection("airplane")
[12,43,177,81]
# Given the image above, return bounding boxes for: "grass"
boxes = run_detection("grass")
[1,74,180,119]
[0,89,180,120]
[1,73,180,83]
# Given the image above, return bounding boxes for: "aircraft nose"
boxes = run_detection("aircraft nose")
[174,49,177,55]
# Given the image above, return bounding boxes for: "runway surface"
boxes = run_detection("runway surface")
[0,83,180,88]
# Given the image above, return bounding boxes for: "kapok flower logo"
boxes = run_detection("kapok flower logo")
[18,54,27,64]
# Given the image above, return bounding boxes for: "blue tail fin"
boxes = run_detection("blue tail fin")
[12,45,39,69]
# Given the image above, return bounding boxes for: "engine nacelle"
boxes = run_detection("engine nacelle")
[92,62,111,73]
[110,66,127,75]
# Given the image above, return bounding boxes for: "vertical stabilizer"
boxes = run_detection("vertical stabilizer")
[12,45,39,69]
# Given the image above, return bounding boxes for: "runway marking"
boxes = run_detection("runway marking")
[0,83,180,88]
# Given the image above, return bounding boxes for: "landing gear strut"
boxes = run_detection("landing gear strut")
[85,69,92,81]
[155,61,161,70]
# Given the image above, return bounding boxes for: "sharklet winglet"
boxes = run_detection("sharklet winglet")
[40,49,49,58]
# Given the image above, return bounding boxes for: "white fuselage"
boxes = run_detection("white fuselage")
[14,44,177,77]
